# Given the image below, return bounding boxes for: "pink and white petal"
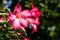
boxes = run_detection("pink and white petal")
[31,7,42,18]
[31,11,39,17]
[8,12,16,21]
[14,3,21,13]
[31,11,40,18]
[31,7,38,12]
[12,19,20,30]
[20,19,28,28]
[26,18,33,23]
[21,10,32,17]
[33,18,40,25]
[31,12,36,17]
[32,24,37,33]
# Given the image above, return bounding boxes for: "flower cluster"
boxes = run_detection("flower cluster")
[7,3,42,33]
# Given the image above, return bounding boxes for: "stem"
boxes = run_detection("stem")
[6,8,10,12]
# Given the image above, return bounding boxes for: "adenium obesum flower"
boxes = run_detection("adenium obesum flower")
[7,3,42,33]
[26,4,42,33]
[8,3,32,30]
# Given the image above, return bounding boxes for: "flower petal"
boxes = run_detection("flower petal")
[32,24,37,33]
[26,18,34,24]
[7,12,16,21]
[33,18,40,25]
[12,19,20,30]
[24,38,30,40]
[21,10,32,17]
[31,7,38,12]
[14,3,21,13]
[20,19,28,28]
[31,6,42,18]
[36,11,42,17]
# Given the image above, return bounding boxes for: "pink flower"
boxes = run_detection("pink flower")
[24,38,30,40]
[31,4,42,18]
[8,3,42,33]
[26,4,42,33]
[8,3,32,30]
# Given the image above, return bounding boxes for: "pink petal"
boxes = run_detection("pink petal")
[27,18,40,25]
[0,17,2,21]
[36,11,42,17]
[14,3,21,13]
[26,18,33,24]
[31,11,39,18]
[33,18,40,25]
[32,24,37,33]
[31,7,38,12]
[31,11,41,18]
[7,12,16,21]
[12,19,20,30]
[21,10,32,18]
[20,19,28,28]
[31,10,38,17]
[31,12,36,17]
[24,38,30,40]
[31,6,42,18]
[31,4,38,11]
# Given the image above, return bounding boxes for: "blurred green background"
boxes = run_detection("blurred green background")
[0,0,60,40]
